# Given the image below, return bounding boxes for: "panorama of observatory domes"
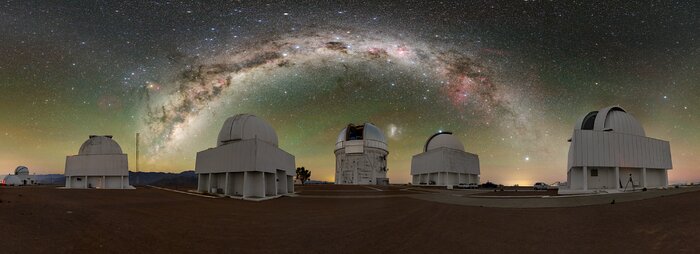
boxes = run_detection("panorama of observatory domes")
[3,107,699,253]
[2,106,677,194]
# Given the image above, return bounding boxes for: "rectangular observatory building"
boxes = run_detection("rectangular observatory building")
[411,132,480,186]
[561,106,672,194]
[195,114,295,200]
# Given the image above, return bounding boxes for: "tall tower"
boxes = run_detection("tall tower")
[135,132,139,185]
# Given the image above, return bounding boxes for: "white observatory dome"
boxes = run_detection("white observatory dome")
[217,114,279,147]
[425,132,465,152]
[576,106,646,136]
[15,166,29,175]
[79,135,123,155]
[3,175,21,185]
[336,123,387,144]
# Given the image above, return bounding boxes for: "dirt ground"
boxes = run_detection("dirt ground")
[295,184,424,196]
[1,185,699,253]
[475,189,560,196]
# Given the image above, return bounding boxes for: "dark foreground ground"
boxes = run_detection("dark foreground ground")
[1,185,699,253]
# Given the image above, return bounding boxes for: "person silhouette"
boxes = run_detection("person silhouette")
[624,173,635,191]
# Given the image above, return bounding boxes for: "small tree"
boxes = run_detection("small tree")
[296,167,311,184]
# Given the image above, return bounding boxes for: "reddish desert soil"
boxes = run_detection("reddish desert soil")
[475,189,560,196]
[1,185,699,254]
[296,184,420,196]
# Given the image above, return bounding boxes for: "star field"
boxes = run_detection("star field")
[0,1,698,184]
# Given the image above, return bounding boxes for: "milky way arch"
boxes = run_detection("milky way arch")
[139,29,529,160]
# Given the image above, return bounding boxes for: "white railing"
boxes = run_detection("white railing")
[335,140,388,151]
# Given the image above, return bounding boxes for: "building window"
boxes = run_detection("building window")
[591,169,598,177]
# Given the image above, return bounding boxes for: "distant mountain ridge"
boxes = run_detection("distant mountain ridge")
[129,170,197,187]
[28,171,197,188]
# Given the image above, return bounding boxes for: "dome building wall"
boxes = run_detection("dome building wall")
[64,135,131,189]
[2,175,22,186]
[561,106,672,194]
[334,123,389,185]
[411,132,480,186]
[195,114,295,200]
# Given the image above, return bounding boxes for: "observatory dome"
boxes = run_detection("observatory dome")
[15,166,29,175]
[425,132,465,152]
[217,114,279,147]
[336,123,387,144]
[78,135,123,155]
[3,175,21,185]
[576,106,646,136]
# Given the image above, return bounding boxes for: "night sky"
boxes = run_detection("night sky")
[1,1,698,184]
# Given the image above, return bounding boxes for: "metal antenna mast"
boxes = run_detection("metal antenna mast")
[136,132,139,186]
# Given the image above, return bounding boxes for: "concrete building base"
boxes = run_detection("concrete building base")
[197,171,294,201]
[412,172,479,187]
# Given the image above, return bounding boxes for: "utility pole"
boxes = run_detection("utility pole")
[136,132,139,186]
